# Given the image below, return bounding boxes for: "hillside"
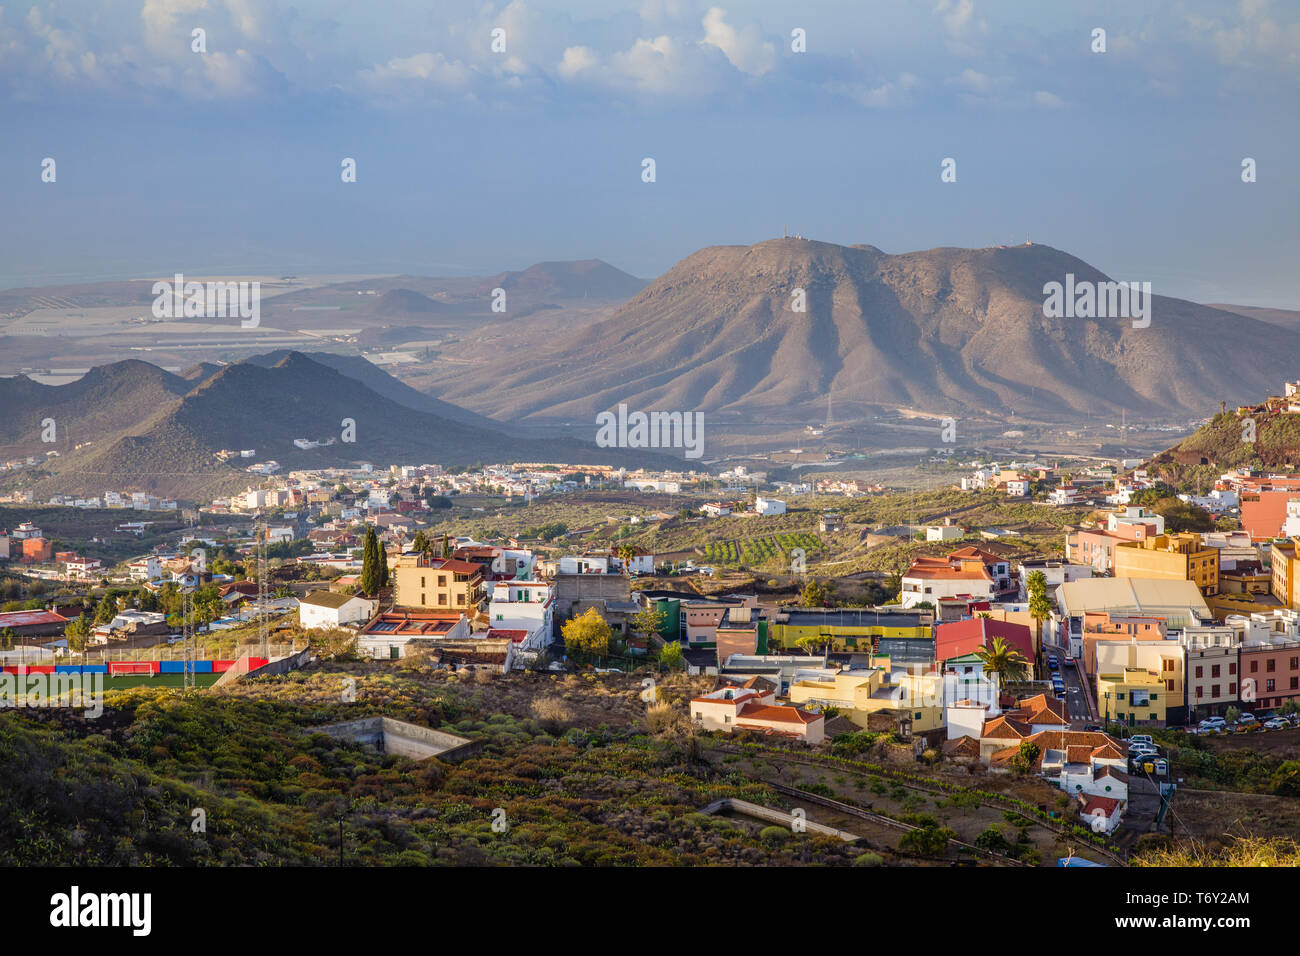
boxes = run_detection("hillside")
[429,238,1300,424]
[1147,405,1300,484]
[475,259,646,301]
[0,353,685,500]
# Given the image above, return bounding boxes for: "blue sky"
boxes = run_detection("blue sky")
[1,0,1298,305]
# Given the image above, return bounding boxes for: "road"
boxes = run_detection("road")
[1044,643,1095,724]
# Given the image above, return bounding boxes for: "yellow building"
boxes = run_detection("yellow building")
[1093,640,1186,725]
[392,555,486,611]
[767,607,931,653]
[1113,533,1219,596]
[787,658,944,732]
[1098,667,1169,727]
[1271,539,1300,609]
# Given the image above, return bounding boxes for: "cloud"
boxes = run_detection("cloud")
[701,7,775,77]
[825,72,918,109]
[1033,89,1063,108]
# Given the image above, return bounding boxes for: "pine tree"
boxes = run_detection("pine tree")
[360,527,379,596]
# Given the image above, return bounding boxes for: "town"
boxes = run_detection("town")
[5,378,1300,868]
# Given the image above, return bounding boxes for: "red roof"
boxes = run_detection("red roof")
[0,610,69,627]
[1080,794,1122,817]
[936,617,1034,663]
[736,702,822,725]
[485,628,530,643]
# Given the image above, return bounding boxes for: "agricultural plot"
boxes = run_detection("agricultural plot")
[703,533,823,567]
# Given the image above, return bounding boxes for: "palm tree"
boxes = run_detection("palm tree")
[1025,569,1053,656]
[975,635,1030,686]
[617,544,637,577]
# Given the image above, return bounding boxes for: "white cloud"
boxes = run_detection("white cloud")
[1033,89,1063,108]
[701,7,775,77]
[825,72,918,109]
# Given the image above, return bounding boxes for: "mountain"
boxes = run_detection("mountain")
[433,238,1300,423]
[0,360,192,446]
[375,288,453,314]
[0,353,683,500]
[1207,303,1300,330]
[241,350,508,431]
[475,259,646,301]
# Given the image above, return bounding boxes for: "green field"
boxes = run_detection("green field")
[103,673,224,689]
[702,532,824,567]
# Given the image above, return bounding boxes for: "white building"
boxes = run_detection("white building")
[299,591,377,629]
[488,580,554,651]
[754,497,786,516]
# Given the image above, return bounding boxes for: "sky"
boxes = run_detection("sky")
[1,0,1298,305]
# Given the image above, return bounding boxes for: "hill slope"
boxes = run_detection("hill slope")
[2,353,684,500]
[432,238,1300,423]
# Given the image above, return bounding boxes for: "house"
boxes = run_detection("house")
[392,555,486,612]
[700,502,732,517]
[299,590,378,630]
[934,617,1036,669]
[1077,794,1126,834]
[754,497,786,516]
[819,514,844,533]
[787,660,945,734]
[690,684,824,744]
[488,579,554,651]
[356,610,471,660]
[900,556,993,607]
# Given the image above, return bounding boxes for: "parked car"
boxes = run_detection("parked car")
[1084,724,1103,733]
[1264,718,1289,730]
[1238,712,1257,723]
[1130,734,1154,747]
[1237,717,1261,731]
[1048,659,1059,671]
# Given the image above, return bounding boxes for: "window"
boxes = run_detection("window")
[1291,677,1298,690]
[457,594,465,605]
[438,594,447,605]
[1197,687,1205,699]
[1211,664,1220,678]
[438,575,447,586]
[1267,680,1276,692]
[1230,663,1237,675]
[1292,657,1299,670]
[421,576,426,587]
[1195,666,1203,678]
[420,593,426,605]
[1229,682,1236,695]
[1268,659,1277,673]
[1251,660,1259,673]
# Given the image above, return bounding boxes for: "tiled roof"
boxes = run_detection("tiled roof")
[736,702,821,725]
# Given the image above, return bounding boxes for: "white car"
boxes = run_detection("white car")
[1264,718,1289,730]
[1130,734,1154,746]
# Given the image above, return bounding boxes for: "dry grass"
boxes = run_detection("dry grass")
[1134,834,1300,867]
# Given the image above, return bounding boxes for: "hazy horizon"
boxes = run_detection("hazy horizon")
[3,0,1299,306]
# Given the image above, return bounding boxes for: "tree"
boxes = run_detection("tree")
[1010,740,1041,775]
[617,544,637,577]
[1025,570,1053,652]
[562,607,612,660]
[359,527,382,596]
[658,640,685,671]
[411,530,429,555]
[64,614,91,654]
[800,578,834,608]
[975,635,1030,685]
[630,604,666,643]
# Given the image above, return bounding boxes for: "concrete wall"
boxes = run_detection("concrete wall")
[307,715,481,763]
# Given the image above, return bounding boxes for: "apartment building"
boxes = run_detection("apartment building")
[1271,538,1300,609]
[1094,639,1187,726]
[392,555,486,612]
[1112,533,1219,596]
[1180,625,1239,720]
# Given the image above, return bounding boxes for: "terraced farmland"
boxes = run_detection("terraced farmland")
[702,533,824,567]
